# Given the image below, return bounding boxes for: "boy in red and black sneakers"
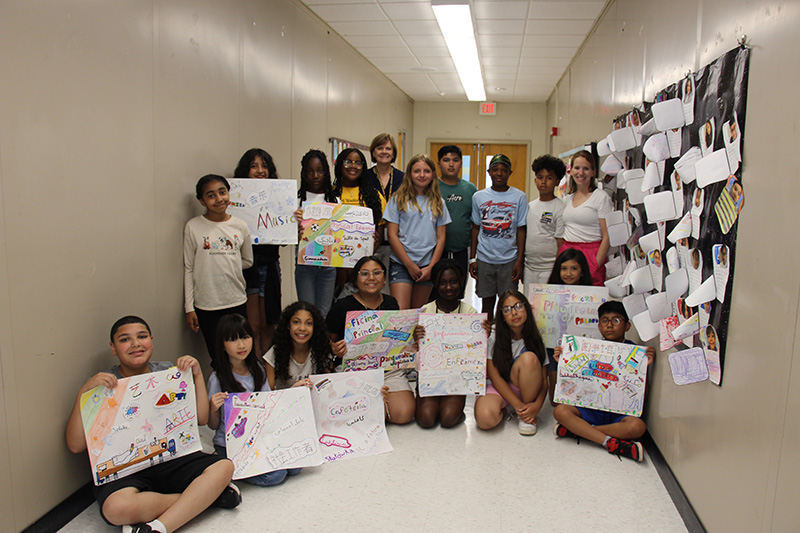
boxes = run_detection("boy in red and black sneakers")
[552,301,655,462]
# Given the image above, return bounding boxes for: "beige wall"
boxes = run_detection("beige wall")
[547,1,800,531]
[0,1,411,531]
[412,101,547,190]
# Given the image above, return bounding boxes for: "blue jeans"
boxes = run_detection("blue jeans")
[295,264,336,317]
[214,445,301,487]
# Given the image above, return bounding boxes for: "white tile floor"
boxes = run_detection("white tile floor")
[60,399,687,533]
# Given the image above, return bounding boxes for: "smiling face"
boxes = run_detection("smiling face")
[248,156,270,179]
[289,310,314,347]
[373,141,395,165]
[410,160,434,194]
[560,259,583,285]
[224,334,253,364]
[500,294,527,331]
[488,163,511,190]
[303,157,326,194]
[436,268,463,303]
[570,156,595,191]
[198,179,230,218]
[355,259,385,296]
[110,323,154,374]
[341,151,364,186]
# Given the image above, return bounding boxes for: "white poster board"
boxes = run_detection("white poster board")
[418,313,487,396]
[228,178,298,244]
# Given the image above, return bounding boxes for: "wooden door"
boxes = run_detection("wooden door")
[429,142,480,188]
[429,142,528,195]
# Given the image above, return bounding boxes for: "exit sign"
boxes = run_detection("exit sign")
[480,102,496,115]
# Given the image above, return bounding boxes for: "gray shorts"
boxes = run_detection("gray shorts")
[475,259,518,298]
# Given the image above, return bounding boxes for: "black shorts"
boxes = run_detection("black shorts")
[93,451,225,525]
[263,259,282,324]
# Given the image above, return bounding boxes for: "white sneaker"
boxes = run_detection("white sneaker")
[518,418,538,436]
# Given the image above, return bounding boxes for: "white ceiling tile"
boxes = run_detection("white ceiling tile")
[517,65,565,76]
[483,65,518,74]
[528,2,605,20]
[480,47,522,58]
[523,34,584,47]
[521,46,577,58]
[402,34,447,47]
[429,72,462,83]
[482,56,520,67]
[304,0,373,4]
[474,1,529,19]
[479,34,524,47]
[381,2,436,21]
[387,73,431,83]
[519,56,570,68]
[359,46,416,58]
[371,57,423,72]
[410,46,453,58]
[328,20,396,36]
[415,57,454,68]
[525,19,594,35]
[346,35,406,47]
[307,4,388,22]
[477,19,526,35]
[392,20,441,35]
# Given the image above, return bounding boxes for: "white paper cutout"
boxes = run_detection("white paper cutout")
[690,188,704,240]
[695,149,731,188]
[625,177,648,205]
[642,162,662,190]
[646,292,671,322]
[712,244,730,303]
[705,349,722,385]
[688,248,703,293]
[647,249,663,291]
[600,153,624,176]
[666,247,680,274]
[643,133,670,162]
[638,117,657,137]
[619,168,644,189]
[698,301,712,328]
[597,138,611,156]
[622,293,647,318]
[669,347,709,385]
[701,325,719,352]
[610,127,637,152]
[665,268,689,303]
[656,221,666,248]
[605,255,624,278]
[629,266,656,294]
[699,118,715,157]
[652,98,686,131]
[604,275,627,298]
[723,111,741,173]
[644,191,678,223]
[681,75,695,124]
[667,213,692,244]
[672,312,699,340]
[631,310,660,341]
[685,277,716,307]
[714,175,745,234]
[666,128,683,157]
[639,230,661,253]
[620,260,637,287]
[676,239,691,271]
[674,147,702,184]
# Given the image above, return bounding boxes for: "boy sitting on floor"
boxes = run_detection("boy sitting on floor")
[552,301,655,462]
[65,315,240,533]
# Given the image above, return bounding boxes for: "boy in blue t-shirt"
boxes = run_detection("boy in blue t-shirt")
[469,153,528,320]
[552,301,655,462]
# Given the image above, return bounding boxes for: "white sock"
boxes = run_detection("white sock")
[147,519,167,533]
[602,435,611,447]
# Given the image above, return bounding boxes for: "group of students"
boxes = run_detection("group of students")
[64,137,652,533]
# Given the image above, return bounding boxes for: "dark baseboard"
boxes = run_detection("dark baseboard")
[642,432,706,533]
[22,483,93,533]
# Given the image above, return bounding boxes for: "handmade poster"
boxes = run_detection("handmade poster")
[699,118,715,157]
[297,203,375,268]
[528,284,609,349]
[668,347,708,385]
[224,388,322,479]
[691,188,704,239]
[417,313,487,397]
[705,348,722,385]
[228,179,298,245]
[342,310,420,371]
[681,74,695,124]
[310,369,392,463]
[554,335,648,416]
[713,244,730,302]
[714,175,744,234]
[723,111,741,172]
[79,367,202,486]
[659,315,682,351]
[672,313,699,344]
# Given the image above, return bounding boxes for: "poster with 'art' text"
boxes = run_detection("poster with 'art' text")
[224,388,323,480]
[298,203,375,268]
[342,310,420,372]
[555,335,648,417]
[80,367,202,486]
[228,178,298,245]
[528,284,609,349]
[418,313,487,396]
[310,369,392,463]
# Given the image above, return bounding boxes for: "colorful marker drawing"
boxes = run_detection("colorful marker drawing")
[227,178,298,245]
[528,284,609,349]
[79,367,202,486]
[297,203,374,268]
[224,388,323,480]
[418,313,487,396]
[310,369,392,463]
[342,310,420,372]
[554,335,648,417]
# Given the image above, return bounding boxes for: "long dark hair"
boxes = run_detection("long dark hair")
[213,314,266,393]
[233,148,278,179]
[492,290,546,382]
[548,248,593,286]
[333,147,384,225]
[299,149,337,203]
[272,301,332,383]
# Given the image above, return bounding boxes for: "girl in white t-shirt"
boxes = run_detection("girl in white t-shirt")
[560,150,612,286]
[265,301,334,390]
[474,290,547,435]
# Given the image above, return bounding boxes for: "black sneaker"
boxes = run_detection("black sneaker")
[605,437,644,462]
[212,482,242,509]
[553,422,578,439]
[122,524,155,533]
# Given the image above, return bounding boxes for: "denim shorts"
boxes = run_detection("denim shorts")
[389,260,433,287]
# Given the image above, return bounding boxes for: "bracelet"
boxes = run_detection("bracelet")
[468,258,477,264]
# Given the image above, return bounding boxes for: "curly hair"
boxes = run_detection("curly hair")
[213,314,266,393]
[333,147,384,225]
[548,248,593,286]
[233,148,278,179]
[299,149,337,203]
[272,301,332,385]
[492,290,546,382]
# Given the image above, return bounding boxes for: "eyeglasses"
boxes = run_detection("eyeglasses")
[357,269,384,279]
[501,302,525,315]
[343,160,364,168]
[600,317,626,326]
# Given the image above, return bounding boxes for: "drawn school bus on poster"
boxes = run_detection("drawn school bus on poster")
[94,437,176,484]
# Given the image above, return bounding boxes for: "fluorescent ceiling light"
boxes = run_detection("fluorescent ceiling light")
[432,1,486,101]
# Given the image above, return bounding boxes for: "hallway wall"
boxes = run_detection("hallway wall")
[546,1,800,530]
[0,1,411,530]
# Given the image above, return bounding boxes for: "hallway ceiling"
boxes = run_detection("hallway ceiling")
[301,0,606,103]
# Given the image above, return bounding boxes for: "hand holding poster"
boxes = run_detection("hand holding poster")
[528,284,609,349]
[228,178,298,244]
[224,388,323,480]
[418,313,487,396]
[310,369,392,463]
[298,203,375,268]
[342,310,420,372]
[79,367,202,485]
[554,335,648,417]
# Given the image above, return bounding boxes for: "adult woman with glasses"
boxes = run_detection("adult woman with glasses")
[325,255,415,424]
